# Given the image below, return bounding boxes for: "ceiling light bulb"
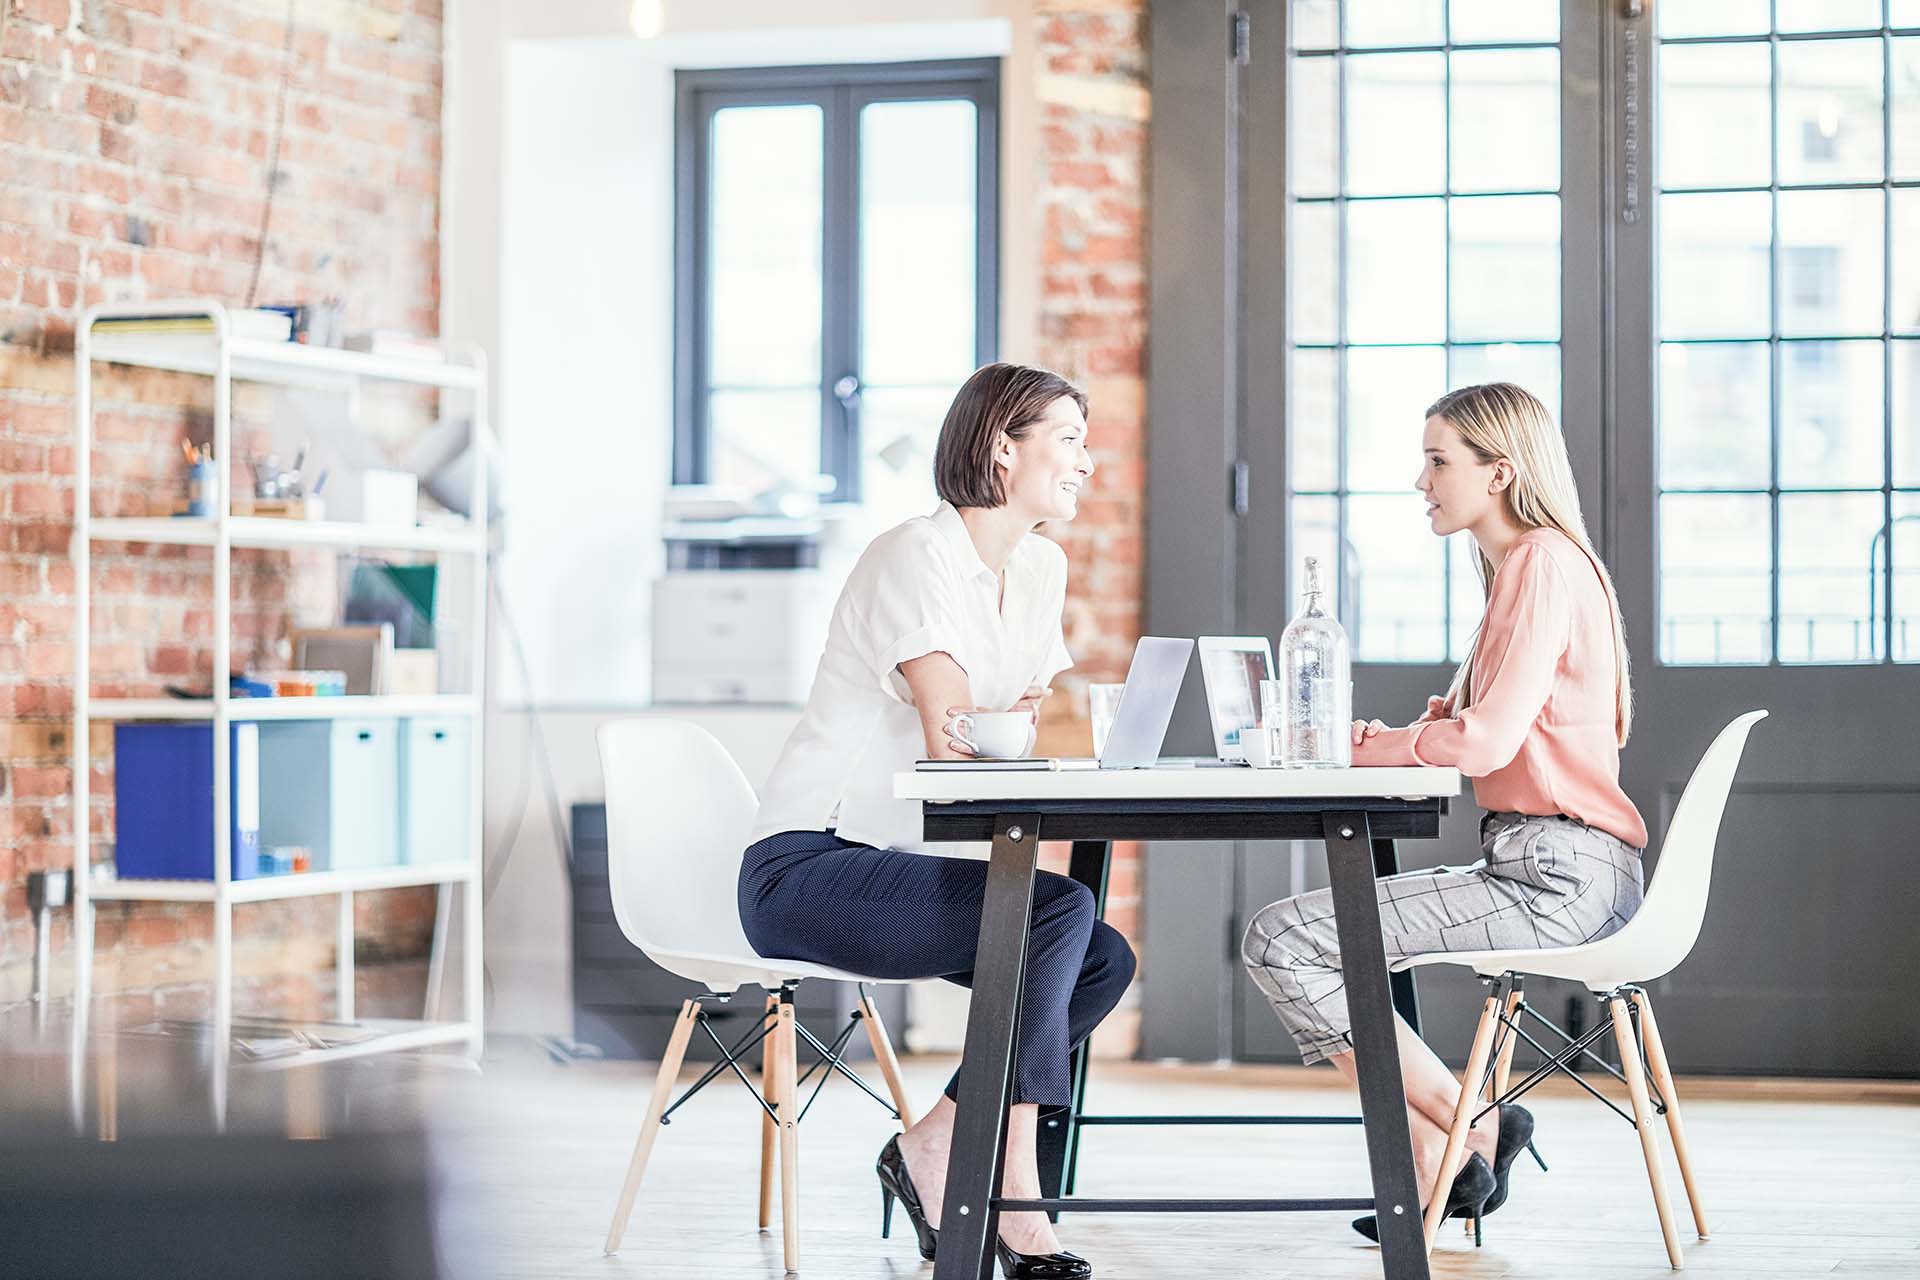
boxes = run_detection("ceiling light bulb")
[629,0,663,39]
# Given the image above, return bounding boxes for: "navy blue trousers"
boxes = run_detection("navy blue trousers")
[739,830,1136,1108]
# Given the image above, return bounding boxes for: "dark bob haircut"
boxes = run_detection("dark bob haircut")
[932,362,1089,509]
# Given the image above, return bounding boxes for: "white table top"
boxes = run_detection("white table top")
[895,763,1461,802]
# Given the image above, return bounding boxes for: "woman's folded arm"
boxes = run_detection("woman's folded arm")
[1354,541,1571,774]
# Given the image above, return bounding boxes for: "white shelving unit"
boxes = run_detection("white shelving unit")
[69,300,490,1122]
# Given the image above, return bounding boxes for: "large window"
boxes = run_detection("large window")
[1287,3,1562,661]
[1655,3,1920,663]
[675,60,998,525]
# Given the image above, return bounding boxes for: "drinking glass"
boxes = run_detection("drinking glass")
[1088,683,1126,755]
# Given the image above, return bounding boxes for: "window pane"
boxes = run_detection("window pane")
[1348,494,1446,662]
[1449,49,1559,194]
[1896,492,1920,661]
[1347,198,1446,343]
[1290,347,1338,491]
[1778,492,1885,663]
[1346,346,1445,492]
[1659,42,1772,190]
[1659,341,1771,489]
[1345,0,1442,49]
[1780,340,1886,489]
[1450,0,1557,45]
[1775,0,1882,32]
[1292,55,1338,198]
[708,105,823,388]
[1447,531,1485,662]
[1449,195,1560,341]
[1449,343,1561,419]
[1292,202,1338,344]
[1894,339,1920,486]
[1293,0,1336,50]
[1658,0,1769,38]
[860,100,977,387]
[1895,38,1920,182]
[1777,189,1884,337]
[1659,192,1772,339]
[1345,53,1446,195]
[1777,38,1885,186]
[1897,2,1920,29]
[1896,189,1920,335]
[1660,493,1773,663]
[708,389,822,493]
[859,386,951,530]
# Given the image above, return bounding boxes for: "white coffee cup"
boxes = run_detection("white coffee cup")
[945,710,1037,759]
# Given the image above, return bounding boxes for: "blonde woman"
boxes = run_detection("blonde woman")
[1241,382,1648,1241]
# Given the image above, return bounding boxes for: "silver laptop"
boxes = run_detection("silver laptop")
[914,636,1196,771]
[1087,635,1195,768]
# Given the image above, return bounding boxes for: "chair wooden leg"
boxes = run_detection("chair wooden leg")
[859,991,917,1129]
[1465,984,1526,1238]
[605,1000,700,1255]
[1492,985,1524,1101]
[1610,995,1686,1270]
[775,996,801,1273]
[1424,991,1502,1251]
[1634,990,1709,1241]
[759,992,778,1231]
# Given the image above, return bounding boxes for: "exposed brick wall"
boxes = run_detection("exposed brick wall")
[1029,1,1148,997]
[0,0,443,1017]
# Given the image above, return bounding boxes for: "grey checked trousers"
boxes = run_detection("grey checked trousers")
[1241,811,1645,1066]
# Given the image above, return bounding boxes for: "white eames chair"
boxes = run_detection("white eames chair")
[597,719,917,1273]
[1396,710,1768,1270]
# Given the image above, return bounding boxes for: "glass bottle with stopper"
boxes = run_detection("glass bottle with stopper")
[1278,555,1352,768]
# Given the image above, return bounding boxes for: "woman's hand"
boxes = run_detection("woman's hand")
[1010,685,1053,715]
[942,705,985,756]
[1351,718,1389,746]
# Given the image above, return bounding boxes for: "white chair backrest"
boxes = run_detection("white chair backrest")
[1618,709,1768,983]
[595,718,760,965]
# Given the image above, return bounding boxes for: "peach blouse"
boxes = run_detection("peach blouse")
[1352,526,1648,849]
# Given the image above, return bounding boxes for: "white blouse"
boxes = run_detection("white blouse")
[750,502,1074,856]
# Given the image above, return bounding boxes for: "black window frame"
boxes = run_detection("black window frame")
[673,57,1001,503]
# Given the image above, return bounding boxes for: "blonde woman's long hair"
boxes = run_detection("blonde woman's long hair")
[1427,382,1634,746]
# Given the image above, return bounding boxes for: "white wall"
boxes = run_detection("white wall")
[443,1,1032,1034]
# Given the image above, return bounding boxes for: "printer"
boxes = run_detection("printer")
[651,488,837,705]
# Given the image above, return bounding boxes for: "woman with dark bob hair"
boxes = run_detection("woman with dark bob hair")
[740,362,1131,1278]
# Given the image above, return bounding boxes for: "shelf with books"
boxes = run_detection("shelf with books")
[86,695,479,722]
[85,515,484,554]
[87,324,480,391]
[90,859,476,905]
[69,299,489,1118]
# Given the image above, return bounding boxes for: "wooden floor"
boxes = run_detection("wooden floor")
[418,1043,1920,1279]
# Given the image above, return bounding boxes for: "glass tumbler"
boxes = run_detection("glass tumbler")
[1088,683,1126,755]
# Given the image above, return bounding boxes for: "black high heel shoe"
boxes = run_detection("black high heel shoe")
[994,1238,1093,1279]
[1351,1152,1496,1245]
[876,1134,939,1261]
[1478,1103,1547,1218]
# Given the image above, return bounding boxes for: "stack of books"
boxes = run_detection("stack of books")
[93,309,295,342]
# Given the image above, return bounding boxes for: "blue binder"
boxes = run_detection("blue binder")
[113,723,263,880]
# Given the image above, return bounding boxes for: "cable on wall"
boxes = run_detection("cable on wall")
[248,0,299,308]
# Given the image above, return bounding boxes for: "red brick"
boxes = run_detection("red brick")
[13,0,67,26]
[8,764,72,798]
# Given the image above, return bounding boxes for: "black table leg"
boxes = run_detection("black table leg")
[932,812,1043,1280]
[1371,837,1422,1034]
[1038,840,1111,1210]
[1325,813,1430,1280]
